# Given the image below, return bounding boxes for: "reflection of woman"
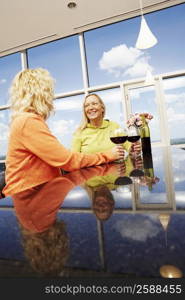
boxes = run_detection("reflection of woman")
[82,161,131,221]
[21,221,69,277]
[13,166,113,276]
[3,69,124,196]
[91,185,115,221]
[83,155,144,221]
[71,93,141,155]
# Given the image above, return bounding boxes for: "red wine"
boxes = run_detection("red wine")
[127,135,140,143]
[110,136,127,144]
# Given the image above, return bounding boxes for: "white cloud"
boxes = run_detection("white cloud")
[99,44,153,78]
[48,119,75,137]
[175,192,185,204]
[174,175,185,183]
[0,113,5,120]
[66,189,87,200]
[114,215,160,242]
[99,89,121,103]
[163,77,185,90]
[172,151,185,170]
[0,79,6,84]
[167,107,185,123]
[139,192,167,203]
[99,44,142,70]
[124,58,153,78]
[129,85,154,99]
[164,92,185,106]
[0,122,9,141]
[54,98,82,111]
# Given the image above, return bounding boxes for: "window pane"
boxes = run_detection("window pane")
[140,147,167,204]
[95,88,125,124]
[85,17,139,86]
[28,36,83,93]
[112,187,133,209]
[171,147,185,209]
[129,85,160,142]
[163,76,185,145]
[0,53,21,106]
[0,109,10,159]
[47,90,124,150]
[47,95,84,149]
[62,186,91,208]
[85,4,185,86]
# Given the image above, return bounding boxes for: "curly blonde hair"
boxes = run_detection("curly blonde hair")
[10,68,55,121]
[21,220,69,277]
[75,93,106,133]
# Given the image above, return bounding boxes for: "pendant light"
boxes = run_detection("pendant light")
[136,0,158,49]
[158,213,170,247]
[158,213,170,231]
[160,265,183,278]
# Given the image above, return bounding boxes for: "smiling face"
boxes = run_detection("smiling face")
[84,95,105,122]
[92,186,114,221]
[93,196,114,221]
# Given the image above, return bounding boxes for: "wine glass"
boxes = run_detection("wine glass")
[127,125,141,159]
[127,125,140,143]
[110,127,128,162]
[129,169,144,184]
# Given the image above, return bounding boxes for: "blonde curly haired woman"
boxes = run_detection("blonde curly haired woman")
[3,68,124,196]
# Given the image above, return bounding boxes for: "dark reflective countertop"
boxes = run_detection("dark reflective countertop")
[0,145,185,278]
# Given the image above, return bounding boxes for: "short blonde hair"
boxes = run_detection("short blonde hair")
[76,93,106,132]
[10,68,54,121]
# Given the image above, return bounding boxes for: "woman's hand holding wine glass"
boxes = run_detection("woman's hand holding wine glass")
[110,127,128,162]
[127,125,141,158]
[111,145,126,162]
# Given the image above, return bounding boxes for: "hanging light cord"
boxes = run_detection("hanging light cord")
[139,0,144,16]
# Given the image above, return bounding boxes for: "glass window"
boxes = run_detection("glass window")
[94,88,125,124]
[171,147,185,209]
[0,109,10,160]
[163,76,185,145]
[0,53,21,106]
[27,36,83,93]
[84,3,185,86]
[112,187,133,209]
[47,89,124,150]
[62,186,91,208]
[129,85,160,142]
[47,95,84,149]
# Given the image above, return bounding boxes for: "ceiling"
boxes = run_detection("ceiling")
[0,0,184,57]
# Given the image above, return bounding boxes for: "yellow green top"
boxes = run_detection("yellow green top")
[84,156,135,191]
[71,120,131,153]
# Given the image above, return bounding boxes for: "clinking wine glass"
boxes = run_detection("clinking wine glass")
[127,125,140,143]
[110,127,128,163]
[109,128,132,186]
[127,125,141,159]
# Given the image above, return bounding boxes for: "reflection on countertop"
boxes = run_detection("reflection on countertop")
[0,145,185,278]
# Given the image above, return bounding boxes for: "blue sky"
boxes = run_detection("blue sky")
[0,3,185,156]
[85,3,185,85]
[28,35,84,93]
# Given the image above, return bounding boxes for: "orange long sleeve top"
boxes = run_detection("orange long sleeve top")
[12,165,114,233]
[3,113,116,196]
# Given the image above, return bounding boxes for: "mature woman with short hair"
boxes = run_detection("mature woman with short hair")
[71,93,139,154]
[3,68,124,196]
